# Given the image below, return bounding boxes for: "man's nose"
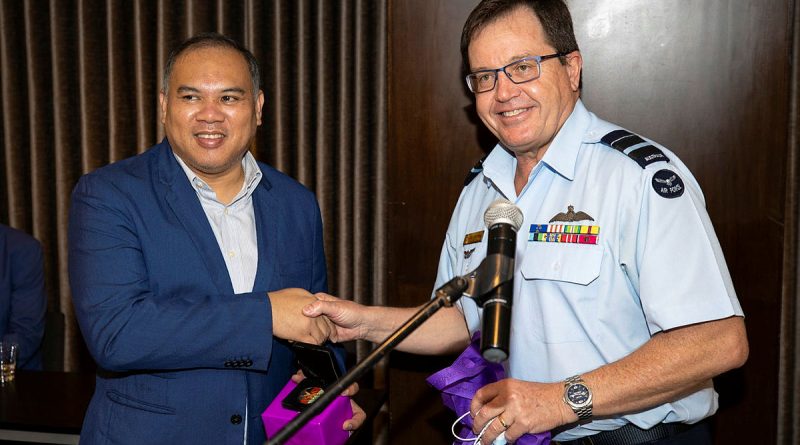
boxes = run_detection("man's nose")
[196,101,225,122]
[494,71,521,101]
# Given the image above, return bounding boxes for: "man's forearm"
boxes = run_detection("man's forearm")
[362,305,471,355]
[582,316,748,419]
[470,315,749,437]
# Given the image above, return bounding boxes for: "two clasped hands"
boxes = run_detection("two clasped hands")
[268,288,367,432]
[269,288,549,444]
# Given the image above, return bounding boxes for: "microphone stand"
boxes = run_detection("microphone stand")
[265,276,470,445]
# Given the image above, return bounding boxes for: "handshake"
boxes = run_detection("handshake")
[268,288,371,432]
[268,288,367,346]
[267,287,471,434]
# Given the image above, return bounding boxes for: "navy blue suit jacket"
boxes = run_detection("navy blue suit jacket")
[0,224,46,370]
[68,140,328,444]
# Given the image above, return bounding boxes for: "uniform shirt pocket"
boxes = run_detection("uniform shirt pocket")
[521,242,603,285]
[518,242,604,344]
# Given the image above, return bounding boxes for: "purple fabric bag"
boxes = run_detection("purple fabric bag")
[426,333,550,445]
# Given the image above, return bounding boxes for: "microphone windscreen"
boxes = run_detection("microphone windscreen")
[484,199,523,231]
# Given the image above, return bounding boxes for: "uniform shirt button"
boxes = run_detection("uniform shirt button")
[230,414,242,424]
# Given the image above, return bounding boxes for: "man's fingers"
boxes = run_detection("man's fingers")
[343,400,366,431]
[314,292,339,302]
[341,382,359,397]
[290,370,305,383]
[302,300,325,317]
[309,318,331,344]
[304,293,343,316]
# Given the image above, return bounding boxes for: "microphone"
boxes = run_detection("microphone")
[479,199,523,363]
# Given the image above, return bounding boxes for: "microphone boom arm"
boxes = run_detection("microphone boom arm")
[265,276,470,445]
[462,253,515,306]
[266,202,520,444]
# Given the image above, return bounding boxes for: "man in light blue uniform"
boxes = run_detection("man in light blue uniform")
[446,97,742,442]
[303,1,748,444]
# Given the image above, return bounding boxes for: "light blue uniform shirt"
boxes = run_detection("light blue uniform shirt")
[433,100,743,441]
[174,151,262,444]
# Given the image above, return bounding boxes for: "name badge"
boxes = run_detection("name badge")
[463,230,484,246]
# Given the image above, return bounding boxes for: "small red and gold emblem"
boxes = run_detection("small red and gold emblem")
[298,387,325,405]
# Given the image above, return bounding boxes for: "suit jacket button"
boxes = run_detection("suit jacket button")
[224,361,232,367]
[230,414,242,424]
[245,360,253,367]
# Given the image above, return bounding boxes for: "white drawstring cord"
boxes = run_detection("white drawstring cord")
[451,411,507,445]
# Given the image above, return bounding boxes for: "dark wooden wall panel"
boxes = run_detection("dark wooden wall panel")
[387,0,484,442]
[571,2,789,442]
[387,0,789,443]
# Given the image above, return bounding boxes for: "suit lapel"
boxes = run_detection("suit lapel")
[252,173,279,292]
[156,142,234,295]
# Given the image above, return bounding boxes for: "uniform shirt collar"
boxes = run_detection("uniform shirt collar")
[173,151,262,206]
[481,99,591,196]
[538,98,591,182]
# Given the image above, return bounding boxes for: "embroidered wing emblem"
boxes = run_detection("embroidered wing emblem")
[653,174,677,187]
[652,169,684,198]
[549,205,595,223]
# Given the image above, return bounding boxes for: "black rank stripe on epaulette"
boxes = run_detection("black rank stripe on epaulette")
[463,155,488,187]
[600,129,669,169]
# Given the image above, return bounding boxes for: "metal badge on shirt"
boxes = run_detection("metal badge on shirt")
[529,205,599,245]
[462,230,484,273]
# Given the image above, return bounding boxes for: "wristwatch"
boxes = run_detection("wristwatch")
[563,375,593,422]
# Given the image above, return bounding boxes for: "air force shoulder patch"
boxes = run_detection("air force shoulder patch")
[652,169,684,198]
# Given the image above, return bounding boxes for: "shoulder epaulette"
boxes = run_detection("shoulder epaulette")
[600,129,669,169]
[463,155,488,187]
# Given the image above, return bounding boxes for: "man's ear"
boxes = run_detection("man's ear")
[565,51,583,92]
[159,90,167,125]
[255,90,265,125]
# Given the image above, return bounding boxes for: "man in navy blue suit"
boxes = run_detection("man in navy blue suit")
[69,33,363,444]
[0,223,46,371]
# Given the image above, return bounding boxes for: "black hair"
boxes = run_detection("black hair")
[162,32,260,96]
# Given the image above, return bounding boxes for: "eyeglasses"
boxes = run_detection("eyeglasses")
[465,53,570,93]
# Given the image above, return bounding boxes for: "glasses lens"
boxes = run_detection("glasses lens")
[467,72,496,93]
[506,59,540,83]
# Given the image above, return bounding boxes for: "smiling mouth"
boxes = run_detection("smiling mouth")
[196,133,224,139]
[500,108,529,117]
